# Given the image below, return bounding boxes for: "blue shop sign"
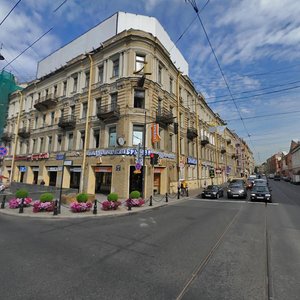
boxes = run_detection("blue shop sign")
[19,166,27,172]
[187,157,197,165]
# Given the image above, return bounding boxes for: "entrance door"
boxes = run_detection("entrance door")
[95,172,112,194]
[129,166,143,194]
[154,173,161,194]
[49,172,57,186]
[70,172,81,189]
[33,171,38,184]
[20,172,25,183]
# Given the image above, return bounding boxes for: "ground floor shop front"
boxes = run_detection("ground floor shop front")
[1,149,231,198]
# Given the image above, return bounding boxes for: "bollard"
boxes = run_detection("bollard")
[178,187,180,199]
[53,199,58,215]
[186,187,189,197]
[149,195,153,206]
[19,198,25,214]
[127,198,132,211]
[165,193,168,203]
[93,199,98,214]
[1,195,6,209]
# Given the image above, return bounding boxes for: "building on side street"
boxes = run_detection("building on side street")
[0,12,254,198]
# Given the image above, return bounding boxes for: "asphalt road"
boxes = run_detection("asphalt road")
[0,180,299,300]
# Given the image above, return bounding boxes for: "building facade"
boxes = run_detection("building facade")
[1,13,254,198]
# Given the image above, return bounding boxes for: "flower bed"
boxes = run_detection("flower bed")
[101,200,121,210]
[70,201,92,213]
[125,198,145,207]
[33,200,54,213]
[9,198,32,209]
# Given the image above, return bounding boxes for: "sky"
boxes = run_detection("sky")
[1,0,300,165]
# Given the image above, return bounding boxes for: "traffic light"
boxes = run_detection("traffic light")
[150,153,159,166]
[209,168,215,178]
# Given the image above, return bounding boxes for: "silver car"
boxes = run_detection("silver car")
[227,183,247,199]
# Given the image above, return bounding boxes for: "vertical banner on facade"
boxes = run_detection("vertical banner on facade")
[152,124,161,143]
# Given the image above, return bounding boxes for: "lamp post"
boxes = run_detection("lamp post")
[141,111,146,198]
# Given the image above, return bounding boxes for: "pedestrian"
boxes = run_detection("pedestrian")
[40,179,45,185]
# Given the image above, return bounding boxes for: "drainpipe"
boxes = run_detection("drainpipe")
[176,71,181,189]
[80,53,93,193]
[195,99,200,187]
[10,91,23,183]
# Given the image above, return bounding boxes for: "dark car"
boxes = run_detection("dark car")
[201,185,224,199]
[250,186,272,202]
[227,183,247,199]
[274,175,281,181]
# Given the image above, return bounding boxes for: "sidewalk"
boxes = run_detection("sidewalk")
[0,188,203,219]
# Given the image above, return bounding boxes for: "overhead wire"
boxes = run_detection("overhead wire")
[186,0,254,146]
[0,0,23,26]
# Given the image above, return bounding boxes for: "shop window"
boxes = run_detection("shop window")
[108,127,116,147]
[134,89,145,109]
[132,125,144,146]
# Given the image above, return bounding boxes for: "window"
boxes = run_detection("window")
[135,54,145,73]
[32,139,36,153]
[50,111,55,125]
[134,89,145,109]
[98,65,104,83]
[70,105,75,116]
[35,117,39,129]
[85,71,90,88]
[95,98,101,115]
[42,115,46,127]
[63,81,67,96]
[57,135,62,151]
[79,130,85,150]
[68,133,73,150]
[48,136,52,152]
[54,85,57,97]
[40,137,44,152]
[93,129,100,148]
[108,127,116,147]
[158,98,162,115]
[45,89,49,98]
[158,64,162,84]
[132,125,144,146]
[73,75,78,92]
[180,137,184,155]
[82,102,88,119]
[112,58,119,77]
[111,93,118,109]
[169,77,173,94]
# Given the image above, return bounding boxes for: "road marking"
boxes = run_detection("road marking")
[193,198,247,204]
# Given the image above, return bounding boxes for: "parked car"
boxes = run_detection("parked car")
[274,175,281,181]
[201,185,224,199]
[268,174,275,179]
[227,183,247,199]
[250,186,272,202]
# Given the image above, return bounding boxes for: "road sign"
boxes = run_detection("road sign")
[0,147,8,156]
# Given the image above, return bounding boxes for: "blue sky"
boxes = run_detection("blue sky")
[1,0,300,164]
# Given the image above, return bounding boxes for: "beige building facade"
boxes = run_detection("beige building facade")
[1,17,254,198]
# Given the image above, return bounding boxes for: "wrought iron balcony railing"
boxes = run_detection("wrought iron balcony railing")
[58,115,76,130]
[187,127,198,140]
[200,135,209,146]
[156,108,174,128]
[97,103,120,123]
[18,128,30,139]
[1,132,13,142]
[34,93,58,111]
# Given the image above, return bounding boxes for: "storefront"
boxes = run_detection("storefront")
[48,167,58,186]
[153,167,164,194]
[129,165,143,194]
[94,166,112,194]
[19,166,26,183]
[69,166,81,190]
[31,166,39,184]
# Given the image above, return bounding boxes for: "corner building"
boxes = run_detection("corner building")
[1,12,253,198]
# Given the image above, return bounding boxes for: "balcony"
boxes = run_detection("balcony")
[200,136,209,146]
[34,94,58,111]
[187,127,198,140]
[156,108,174,128]
[18,128,30,139]
[226,139,231,145]
[1,132,13,142]
[221,147,226,154]
[58,116,76,130]
[97,103,120,123]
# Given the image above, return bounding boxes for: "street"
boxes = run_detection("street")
[0,180,299,300]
